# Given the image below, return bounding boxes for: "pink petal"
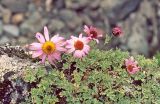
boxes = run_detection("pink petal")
[66,39,74,45]
[73,50,83,58]
[79,33,83,38]
[125,60,137,67]
[84,25,90,34]
[35,32,45,43]
[134,67,140,72]
[57,37,65,41]
[56,41,66,46]
[56,46,67,52]
[41,54,47,63]
[83,45,90,54]
[127,66,140,74]
[66,44,73,49]
[52,52,61,60]
[32,50,43,58]
[125,58,135,66]
[48,55,56,65]
[29,43,42,50]
[84,25,89,30]
[51,34,64,43]
[94,39,99,43]
[71,36,78,40]
[81,51,86,57]
[66,48,75,54]
[55,38,65,44]
[44,26,49,41]
[125,59,130,66]
[81,37,91,44]
[51,34,58,42]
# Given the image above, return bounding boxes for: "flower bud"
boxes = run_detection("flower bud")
[112,26,123,37]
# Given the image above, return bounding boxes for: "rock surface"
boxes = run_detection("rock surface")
[0,45,39,81]
[3,25,20,37]
[0,45,43,103]
[1,0,28,13]
[11,13,24,24]
[0,21,2,35]
[20,11,48,35]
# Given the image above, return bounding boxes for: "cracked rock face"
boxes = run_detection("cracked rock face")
[0,45,42,103]
[0,55,38,81]
[0,45,40,81]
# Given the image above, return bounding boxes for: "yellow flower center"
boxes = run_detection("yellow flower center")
[74,40,84,50]
[42,41,56,54]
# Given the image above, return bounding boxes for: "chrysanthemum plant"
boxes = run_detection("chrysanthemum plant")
[22,26,160,104]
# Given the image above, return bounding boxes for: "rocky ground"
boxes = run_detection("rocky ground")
[0,0,160,57]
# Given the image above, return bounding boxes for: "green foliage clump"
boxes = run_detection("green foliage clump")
[23,49,160,104]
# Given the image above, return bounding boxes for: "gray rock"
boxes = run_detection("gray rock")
[16,36,29,45]
[59,9,77,21]
[89,0,101,9]
[0,49,42,102]
[86,9,102,19]
[0,13,1,19]
[81,14,93,25]
[107,0,142,25]
[1,0,28,13]
[126,14,149,56]
[127,35,148,56]
[2,8,12,24]
[0,36,10,44]
[20,12,48,35]
[3,25,20,37]
[54,0,65,9]
[65,0,89,10]
[140,0,154,18]
[67,17,82,30]
[158,7,160,17]
[0,21,3,35]
[11,13,24,24]
[59,9,82,29]
[28,3,36,13]
[48,19,65,32]
[0,7,2,18]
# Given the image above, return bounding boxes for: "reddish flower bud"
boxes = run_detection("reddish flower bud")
[112,26,123,37]
[84,25,103,43]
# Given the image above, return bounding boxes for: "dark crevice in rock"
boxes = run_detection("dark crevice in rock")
[0,44,30,59]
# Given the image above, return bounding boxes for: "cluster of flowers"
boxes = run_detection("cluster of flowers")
[29,25,140,74]
[29,25,102,63]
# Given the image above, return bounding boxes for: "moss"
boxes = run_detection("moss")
[23,49,160,104]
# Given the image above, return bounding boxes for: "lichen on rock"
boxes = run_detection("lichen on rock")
[0,44,40,81]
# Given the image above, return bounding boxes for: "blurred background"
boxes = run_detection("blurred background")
[0,0,160,57]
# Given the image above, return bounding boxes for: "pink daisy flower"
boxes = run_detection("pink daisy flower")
[125,57,140,74]
[66,34,90,58]
[112,26,123,37]
[28,26,66,65]
[83,25,103,43]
